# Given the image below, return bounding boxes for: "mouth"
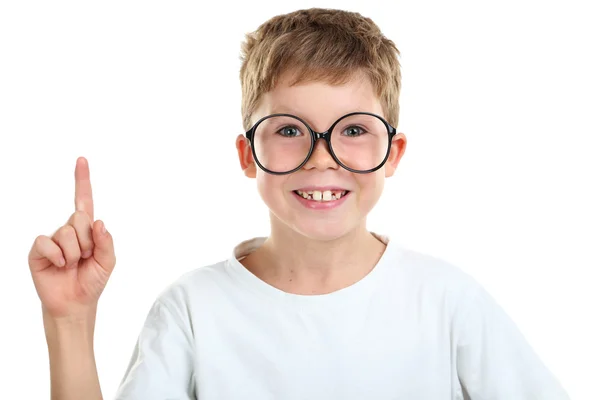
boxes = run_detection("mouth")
[292,189,350,202]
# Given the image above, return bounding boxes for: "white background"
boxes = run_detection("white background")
[0,0,598,398]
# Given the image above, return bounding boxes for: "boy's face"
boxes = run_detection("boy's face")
[236,71,407,241]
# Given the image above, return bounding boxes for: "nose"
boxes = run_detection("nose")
[303,135,339,171]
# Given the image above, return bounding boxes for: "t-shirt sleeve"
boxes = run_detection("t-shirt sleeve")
[113,297,196,400]
[455,283,570,400]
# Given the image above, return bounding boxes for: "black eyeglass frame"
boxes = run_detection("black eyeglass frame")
[245,111,397,175]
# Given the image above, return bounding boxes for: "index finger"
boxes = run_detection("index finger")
[75,156,94,221]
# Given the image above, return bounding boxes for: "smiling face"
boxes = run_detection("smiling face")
[236,70,407,242]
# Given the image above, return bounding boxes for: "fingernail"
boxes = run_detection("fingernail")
[82,250,92,258]
[59,257,66,267]
[101,222,107,234]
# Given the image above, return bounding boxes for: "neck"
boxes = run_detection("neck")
[243,214,386,295]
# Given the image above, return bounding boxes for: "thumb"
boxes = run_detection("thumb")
[92,219,116,273]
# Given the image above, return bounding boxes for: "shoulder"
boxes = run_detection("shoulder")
[378,241,487,320]
[151,258,236,314]
[388,242,480,291]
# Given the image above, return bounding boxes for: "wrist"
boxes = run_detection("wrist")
[42,305,97,341]
[42,303,98,323]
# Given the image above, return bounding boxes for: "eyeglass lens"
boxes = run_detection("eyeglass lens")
[253,114,389,173]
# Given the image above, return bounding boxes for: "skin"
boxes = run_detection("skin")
[28,157,116,400]
[29,157,116,320]
[235,70,407,295]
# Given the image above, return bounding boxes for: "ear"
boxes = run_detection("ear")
[236,134,257,178]
[384,132,407,177]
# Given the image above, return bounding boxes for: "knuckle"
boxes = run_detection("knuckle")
[31,235,50,257]
[73,215,95,252]
[74,209,91,222]
[69,210,89,226]
[56,224,76,239]
[55,226,80,258]
[34,234,46,247]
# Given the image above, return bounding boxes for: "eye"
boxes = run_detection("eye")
[277,126,302,137]
[342,126,366,137]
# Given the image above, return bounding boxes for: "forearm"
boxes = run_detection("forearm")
[43,308,103,400]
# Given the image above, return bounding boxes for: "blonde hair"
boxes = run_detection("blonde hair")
[239,8,402,131]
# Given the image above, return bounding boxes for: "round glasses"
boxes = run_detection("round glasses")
[245,112,397,175]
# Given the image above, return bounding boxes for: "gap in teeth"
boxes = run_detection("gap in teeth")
[295,190,347,201]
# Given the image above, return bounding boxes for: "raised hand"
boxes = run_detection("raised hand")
[28,157,116,320]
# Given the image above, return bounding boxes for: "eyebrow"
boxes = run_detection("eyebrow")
[268,106,301,116]
[267,108,367,128]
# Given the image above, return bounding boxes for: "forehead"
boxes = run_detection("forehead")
[254,70,383,129]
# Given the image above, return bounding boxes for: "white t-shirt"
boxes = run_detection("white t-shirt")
[114,234,570,399]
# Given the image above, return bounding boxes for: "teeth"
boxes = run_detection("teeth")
[295,190,347,202]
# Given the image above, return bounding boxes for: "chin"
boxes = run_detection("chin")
[267,196,370,242]
[288,218,359,242]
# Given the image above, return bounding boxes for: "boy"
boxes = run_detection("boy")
[29,8,570,400]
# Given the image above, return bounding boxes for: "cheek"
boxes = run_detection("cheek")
[256,171,288,205]
[354,172,385,209]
